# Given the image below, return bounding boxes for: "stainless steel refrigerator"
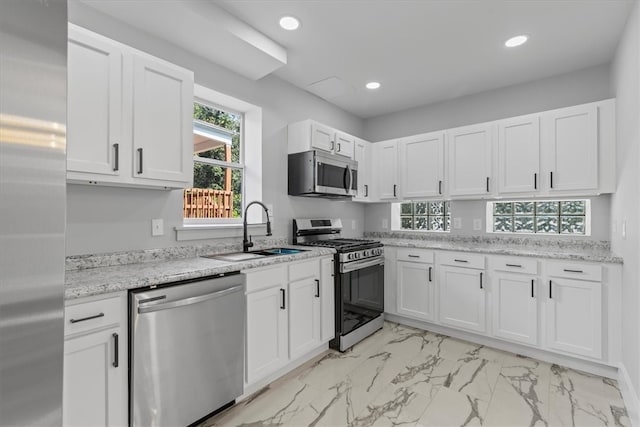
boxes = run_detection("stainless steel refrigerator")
[0,0,67,425]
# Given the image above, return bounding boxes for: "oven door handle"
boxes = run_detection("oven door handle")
[340,257,384,273]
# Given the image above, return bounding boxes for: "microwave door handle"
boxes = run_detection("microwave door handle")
[345,165,352,193]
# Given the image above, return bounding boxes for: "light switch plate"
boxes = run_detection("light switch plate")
[453,218,462,229]
[152,219,164,236]
[351,219,357,229]
[382,218,389,229]
[473,219,482,231]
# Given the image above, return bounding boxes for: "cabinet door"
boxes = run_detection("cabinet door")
[311,122,335,152]
[396,261,435,321]
[439,266,486,333]
[288,278,321,360]
[246,286,288,384]
[401,133,445,199]
[353,139,371,201]
[492,273,538,346]
[497,115,540,194]
[320,258,335,342]
[335,131,355,158]
[545,104,598,192]
[132,55,193,184]
[63,327,124,427]
[67,27,122,177]
[546,278,602,359]
[377,140,399,200]
[448,124,493,196]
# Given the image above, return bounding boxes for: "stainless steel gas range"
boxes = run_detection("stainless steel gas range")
[293,219,384,351]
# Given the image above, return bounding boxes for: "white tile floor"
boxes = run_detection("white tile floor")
[202,322,629,426]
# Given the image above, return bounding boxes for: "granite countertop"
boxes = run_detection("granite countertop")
[365,233,623,264]
[65,244,335,300]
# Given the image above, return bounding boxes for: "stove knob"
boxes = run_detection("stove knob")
[363,250,369,257]
[348,253,353,260]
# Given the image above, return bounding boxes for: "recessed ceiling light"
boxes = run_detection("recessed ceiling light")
[279,16,300,31]
[505,35,528,48]
[366,81,381,90]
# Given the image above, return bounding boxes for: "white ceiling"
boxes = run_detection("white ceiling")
[216,0,633,118]
[81,0,634,119]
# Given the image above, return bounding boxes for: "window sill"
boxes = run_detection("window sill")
[175,223,267,241]
[488,231,590,237]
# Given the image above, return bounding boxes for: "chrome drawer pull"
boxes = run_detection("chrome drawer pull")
[69,312,104,324]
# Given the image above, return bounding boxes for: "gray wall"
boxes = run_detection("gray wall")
[611,0,640,414]
[364,196,611,241]
[66,3,365,255]
[364,64,612,142]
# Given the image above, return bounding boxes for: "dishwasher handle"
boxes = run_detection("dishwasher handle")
[137,284,243,314]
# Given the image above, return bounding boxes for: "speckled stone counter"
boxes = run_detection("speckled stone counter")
[65,241,335,300]
[365,232,623,264]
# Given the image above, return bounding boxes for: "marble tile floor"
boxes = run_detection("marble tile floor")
[201,322,629,427]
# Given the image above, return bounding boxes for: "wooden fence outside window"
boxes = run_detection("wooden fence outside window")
[183,189,234,218]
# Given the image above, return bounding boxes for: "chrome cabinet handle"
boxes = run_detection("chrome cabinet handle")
[137,148,143,174]
[364,184,368,197]
[280,288,286,309]
[315,279,320,298]
[337,142,341,152]
[69,312,104,324]
[330,141,335,151]
[113,143,119,171]
[112,333,119,368]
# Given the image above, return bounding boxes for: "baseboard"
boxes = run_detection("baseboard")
[619,362,640,427]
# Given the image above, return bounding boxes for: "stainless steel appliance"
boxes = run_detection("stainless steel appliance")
[293,219,384,351]
[0,1,67,425]
[130,273,245,427]
[288,150,358,198]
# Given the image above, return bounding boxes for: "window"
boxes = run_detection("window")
[184,102,243,222]
[488,199,590,235]
[399,201,451,232]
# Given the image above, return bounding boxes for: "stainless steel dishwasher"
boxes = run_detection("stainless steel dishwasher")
[129,272,244,427]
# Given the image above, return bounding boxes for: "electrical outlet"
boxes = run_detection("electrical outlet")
[473,218,482,231]
[382,218,389,229]
[453,218,462,229]
[351,219,357,229]
[151,219,164,236]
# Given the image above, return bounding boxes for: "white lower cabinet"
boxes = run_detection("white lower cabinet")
[439,265,486,333]
[245,256,333,388]
[545,276,602,359]
[63,294,127,427]
[396,249,436,321]
[492,273,538,346]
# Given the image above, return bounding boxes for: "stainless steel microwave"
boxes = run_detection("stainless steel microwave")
[288,150,358,198]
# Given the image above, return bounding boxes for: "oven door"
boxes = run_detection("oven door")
[337,257,384,337]
[315,155,357,197]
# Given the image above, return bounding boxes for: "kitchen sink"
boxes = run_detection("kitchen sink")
[202,248,307,262]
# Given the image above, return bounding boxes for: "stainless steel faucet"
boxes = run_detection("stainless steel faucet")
[243,201,272,252]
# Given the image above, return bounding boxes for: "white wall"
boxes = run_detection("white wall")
[66,3,365,255]
[611,0,640,418]
[364,196,611,241]
[364,64,611,142]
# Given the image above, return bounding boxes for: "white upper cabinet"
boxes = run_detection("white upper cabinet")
[447,124,493,197]
[131,55,193,183]
[67,26,122,177]
[353,138,372,202]
[376,140,400,200]
[289,120,355,159]
[497,115,540,194]
[67,25,194,189]
[543,104,599,192]
[400,132,445,199]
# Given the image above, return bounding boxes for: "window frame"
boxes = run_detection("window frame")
[177,84,262,237]
[485,199,591,236]
[391,200,451,233]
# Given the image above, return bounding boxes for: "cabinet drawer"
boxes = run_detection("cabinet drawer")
[439,252,485,269]
[64,296,121,337]
[490,256,538,275]
[397,248,434,263]
[289,259,320,282]
[546,261,602,282]
[245,265,287,294]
